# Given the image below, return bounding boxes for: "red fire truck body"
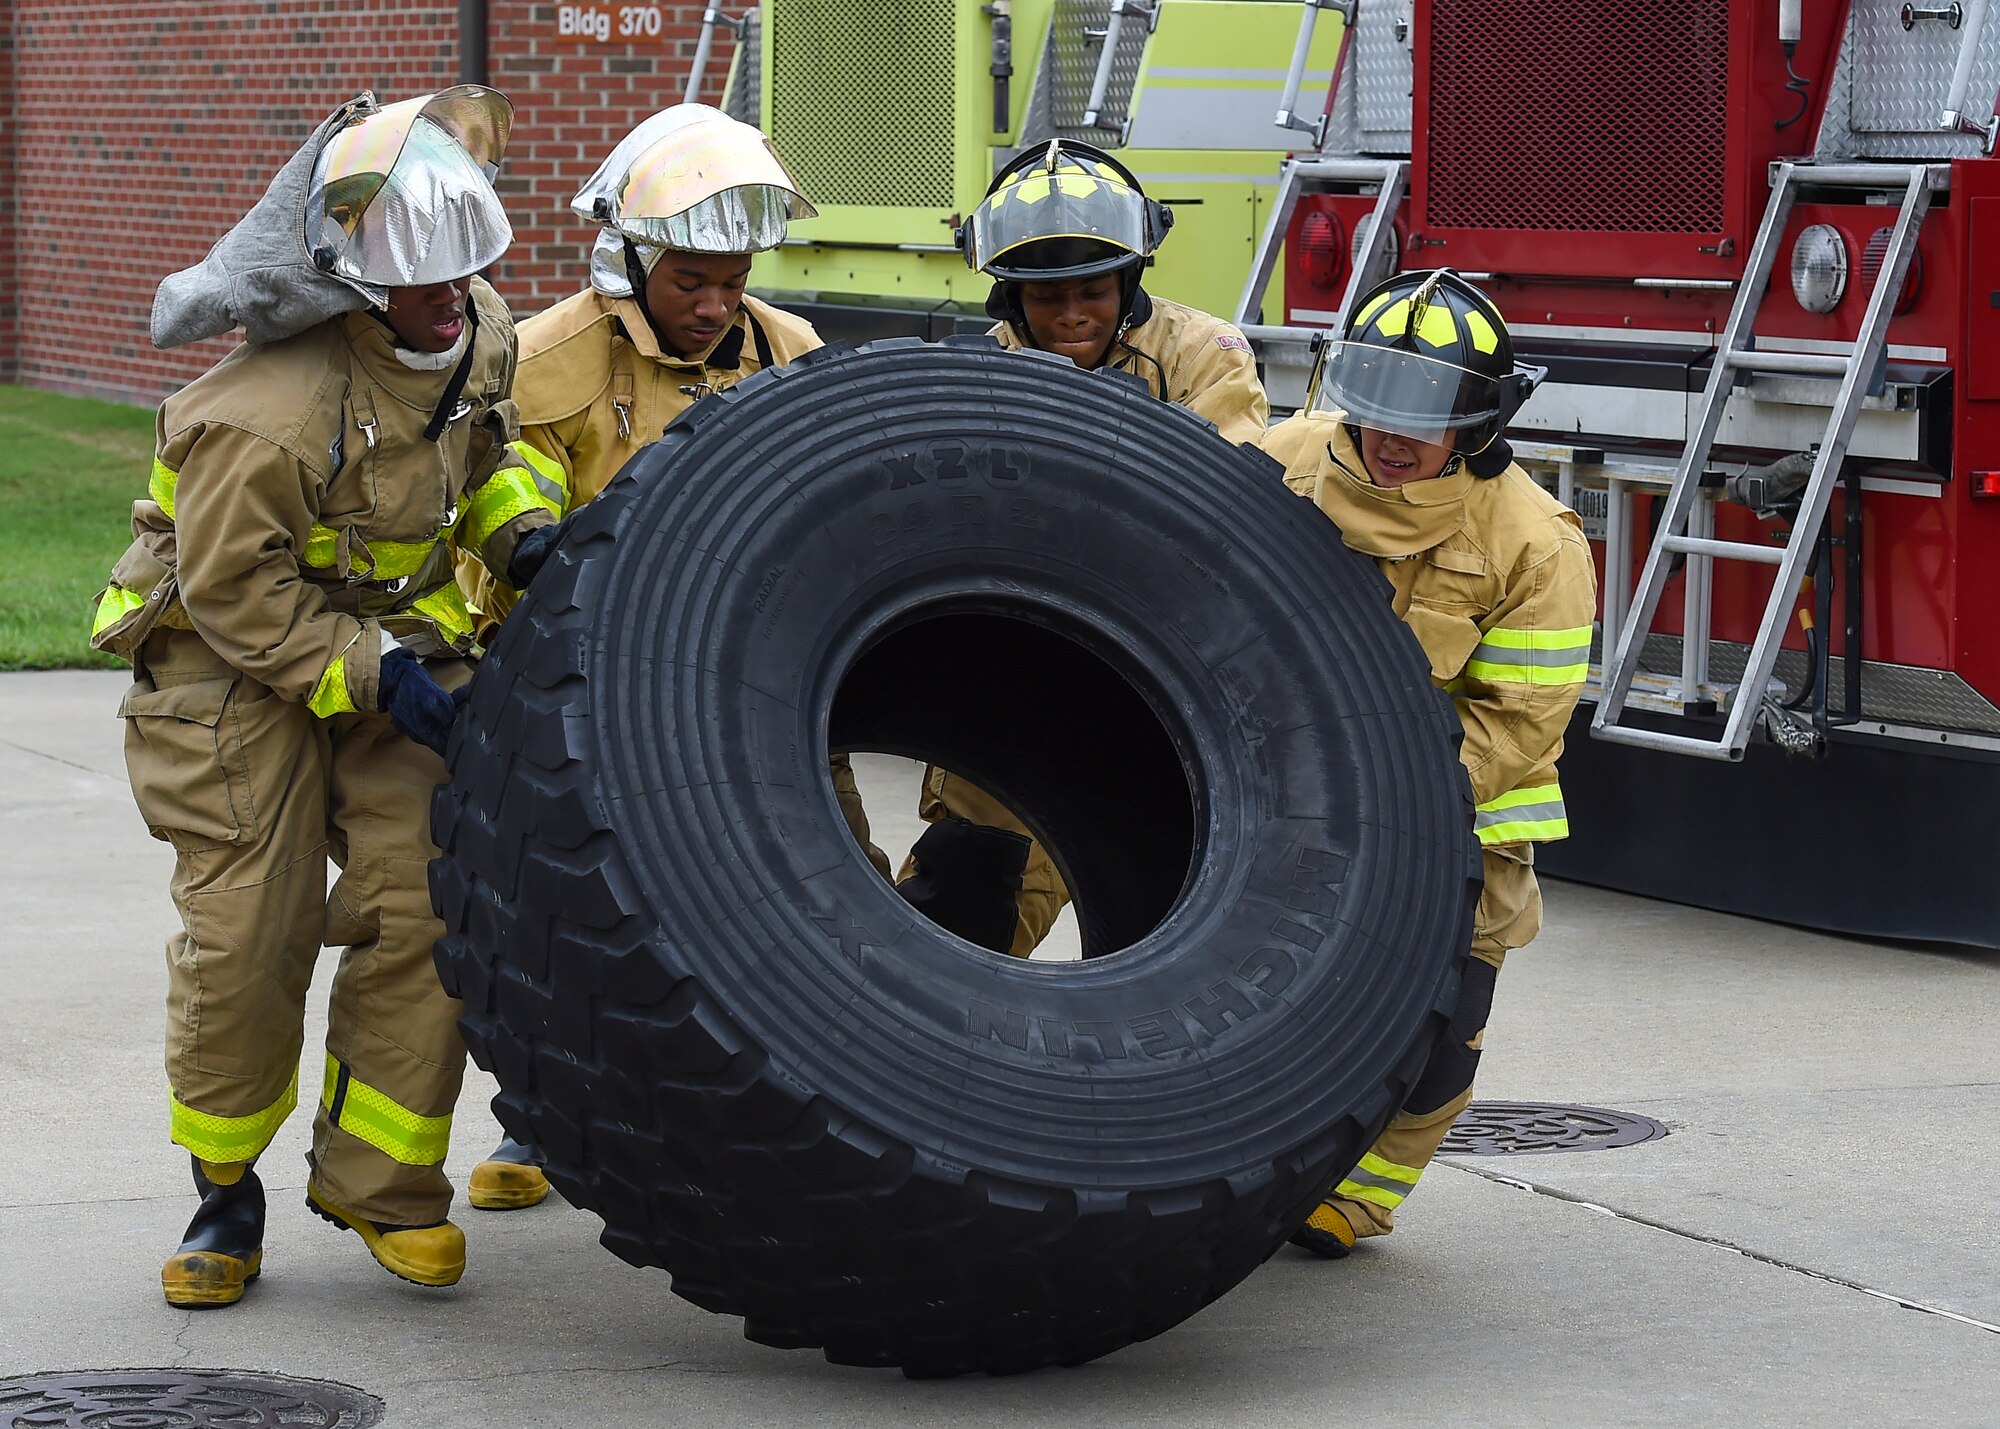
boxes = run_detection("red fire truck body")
[1260,0,2000,946]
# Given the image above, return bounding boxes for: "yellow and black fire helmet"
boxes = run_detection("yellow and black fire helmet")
[1308,269,1538,469]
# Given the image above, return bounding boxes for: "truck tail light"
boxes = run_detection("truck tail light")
[1973,471,2000,499]
[1350,213,1401,291]
[1297,210,1344,290]
[1861,226,1924,315]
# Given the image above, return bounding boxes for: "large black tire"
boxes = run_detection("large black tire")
[432,339,1480,1376]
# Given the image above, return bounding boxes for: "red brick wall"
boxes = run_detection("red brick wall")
[0,1,734,403]
[486,1,734,321]
[0,5,17,382]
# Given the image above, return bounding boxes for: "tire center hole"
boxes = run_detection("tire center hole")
[828,611,1199,963]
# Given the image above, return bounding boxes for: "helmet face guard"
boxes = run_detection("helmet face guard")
[961,139,1171,282]
[1310,268,1537,459]
[307,86,513,291]
[572,104,815,258]
[1308,341,1508,451]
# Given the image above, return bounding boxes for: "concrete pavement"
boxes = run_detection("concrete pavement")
[2,669,1996,1426]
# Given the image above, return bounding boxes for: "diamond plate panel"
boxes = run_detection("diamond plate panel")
[1619,633,2000,733]
[1045,0,1154,142]
[1819,0,2000,158]
[1353,1,1414,138]
[1851,1,2000,133]
[723,11,761,124]
[1321,1,1412,156]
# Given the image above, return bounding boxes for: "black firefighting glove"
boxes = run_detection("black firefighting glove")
[506,522,561,589]
[1724,450,1815,520]
[897,816,1033,954]
[378,647,465,758]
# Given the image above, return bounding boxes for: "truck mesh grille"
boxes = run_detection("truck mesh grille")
[1423,0,1731,233]
[768,0,958,209]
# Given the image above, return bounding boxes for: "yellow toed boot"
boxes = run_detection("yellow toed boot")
[468,1135,552,1210]
[306,1181,465,1287]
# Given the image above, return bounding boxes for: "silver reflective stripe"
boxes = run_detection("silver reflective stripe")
[1338,1166,1418,1201]
[528,469,565,506]
[1471,641,1592,668]
[1475,798,1566,832]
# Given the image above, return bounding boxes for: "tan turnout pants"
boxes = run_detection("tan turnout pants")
[122,626,470,1226]
[830,754,892,880]
[898,767,1070,958]
[1321,843,1543,1240]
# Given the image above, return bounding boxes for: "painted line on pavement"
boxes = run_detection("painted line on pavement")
[1447,1160,2000,1336]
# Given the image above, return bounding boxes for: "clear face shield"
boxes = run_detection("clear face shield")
[307,89,513,293]
[572,104,814,258]
[1305,339,1508,451]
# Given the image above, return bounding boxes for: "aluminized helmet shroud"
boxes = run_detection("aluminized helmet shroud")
[151,87,513,350]
[306,88,513,290]
[574,104,815,296]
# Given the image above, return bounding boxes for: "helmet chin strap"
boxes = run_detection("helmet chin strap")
[995,263,1146,363]
[622,237,677,351]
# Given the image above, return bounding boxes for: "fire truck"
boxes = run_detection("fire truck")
[705,0,2000,949]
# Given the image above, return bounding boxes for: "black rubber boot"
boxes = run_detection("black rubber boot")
[897,816,1034,954]
[161,1157,265,1307]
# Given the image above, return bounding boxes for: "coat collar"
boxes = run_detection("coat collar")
[1311,418,1474,559]
[609,295,750,370]
[341,311,467,414]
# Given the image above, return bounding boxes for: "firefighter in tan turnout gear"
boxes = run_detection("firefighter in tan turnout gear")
[1259,270,1595,1256]
[899,139,1271,957]
[454,104,888,1208]
[91,88,558,1306]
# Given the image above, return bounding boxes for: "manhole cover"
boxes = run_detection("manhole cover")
[0,1370,382,1428]
[1439,1101,1668,1156]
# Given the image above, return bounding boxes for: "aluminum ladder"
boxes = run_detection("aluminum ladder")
[1591,160,1941,760]
[1234,156,1405,333]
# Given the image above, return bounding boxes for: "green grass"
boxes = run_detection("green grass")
[0,384,158,670]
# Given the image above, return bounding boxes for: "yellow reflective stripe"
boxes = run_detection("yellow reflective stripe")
[1465,623,1592,686]
[1475,784,1568,844]
[149,458,179,519]
[299,526,438,580]
[462,442,567,553]
[92,585,146,637]
[307,634,362,718]
[1355,1150,1422,1186]
[170,1069,299,1163]
[1465,658,1589,686]
[320,1055,452,1166]
[513,441,569,507]
[303,525,338,570]
[1335,1151,1425,1210]
[1475,624,1594,651]
[407,581,473,645]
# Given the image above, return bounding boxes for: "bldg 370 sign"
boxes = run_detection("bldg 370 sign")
[556,4,667,42]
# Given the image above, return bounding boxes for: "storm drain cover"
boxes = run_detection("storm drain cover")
[1440,1101,1668,1156]
[0,1369,382,1428]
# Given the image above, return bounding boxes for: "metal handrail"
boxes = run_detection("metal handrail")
[1082,0,1158,131]
[1276,0,1352,145]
